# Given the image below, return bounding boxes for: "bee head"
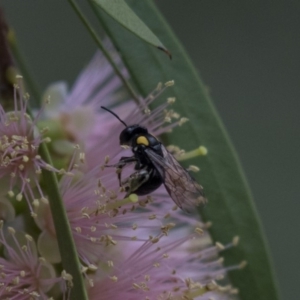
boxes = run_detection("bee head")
[100,106,150,146]
[120,125,148,146]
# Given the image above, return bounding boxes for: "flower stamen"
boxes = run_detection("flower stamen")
[104,193,138,211]
[176,146,208,161]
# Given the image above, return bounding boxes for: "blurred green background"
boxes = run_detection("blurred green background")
[2,1,299,299]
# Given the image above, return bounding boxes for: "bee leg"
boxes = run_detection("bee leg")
[106,156,137,187]
[116,167,123,188]
[122,169,150,197]
[105,156,137,168]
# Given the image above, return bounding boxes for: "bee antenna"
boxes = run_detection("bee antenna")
[101,106,128,127]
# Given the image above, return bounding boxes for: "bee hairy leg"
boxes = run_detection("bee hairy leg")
[122,169,150,197]
[105,156,137,187]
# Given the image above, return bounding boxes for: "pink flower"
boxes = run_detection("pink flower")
[0,221,60,300]
[36,60,187,267]
[0,77,56,214]
[34,45,242,299]
[88,229,240,300]
[35,167,177,266]
[41,49,128,154]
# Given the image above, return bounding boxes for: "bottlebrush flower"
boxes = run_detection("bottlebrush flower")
[35,163,178,266]
[0,77,56,215]
[0,221,61,300]
[33,45,241,299]
[40,49,128,156]
[36,167,241,299]
[35,66,188,267]
[88,228,240,300]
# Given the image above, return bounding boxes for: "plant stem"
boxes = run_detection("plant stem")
[68,0,140,103]
[39,144,89,300]
[0,8,14,104]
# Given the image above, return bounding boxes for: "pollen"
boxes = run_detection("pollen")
[79,152,85,163]
[32,199,39,207]
[194,227,204,235]
[148,214,157,220]
[61,270,73,284]
[232,236,240,246]
[178,117,189,126]
[88,264,98,271]
[107,260,114,267]
[215,242,225,250]
[167,97,176,104]
[156,82,163,90]
[110,276,118,282]
[239,261,248,269]
[187,165,200,172]
[7,190,14,198]
[16,193,23,201]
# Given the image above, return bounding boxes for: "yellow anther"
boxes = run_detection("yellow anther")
[88,264,97,271]
[43,137,51,143]
[177,146,208,161]
[199,146,208,155]
[109,276,118,282]
[194,227,204,235]
[89,279,94,287]
[107,260,114,267]
[20,271,26,277]
[103,194,138,212]
[16,193,23,201]
[31,212,37,218]
[188,165,200,172]
[232,236,240,246]
[79,153,85,163]
[215,242,225,250]
[179,117,189,126]
[128,194,138,203]
[165,80,175,87]
[239,260,248,269]
[12,276,19,285]
[167,97,176,104]
[8,227,16,234]
[25,234,33,242]
[156,82,163,91]
[32,199,39,207]
[144,108,151,115]
[7,190,14,198]
[61,270,73,284]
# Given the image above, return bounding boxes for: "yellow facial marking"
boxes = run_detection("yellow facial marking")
[136,136,149,146]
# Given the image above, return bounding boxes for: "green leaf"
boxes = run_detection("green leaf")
[38,144,88,300]
[92,0,171,58]
[90,1,280,300]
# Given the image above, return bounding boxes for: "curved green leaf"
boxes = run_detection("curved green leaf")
[92,0,171,58]
[90,1,280,300]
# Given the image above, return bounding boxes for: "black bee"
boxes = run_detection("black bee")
[101,106,206,212]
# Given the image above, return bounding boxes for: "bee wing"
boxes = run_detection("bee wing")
[145,146,206,213]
